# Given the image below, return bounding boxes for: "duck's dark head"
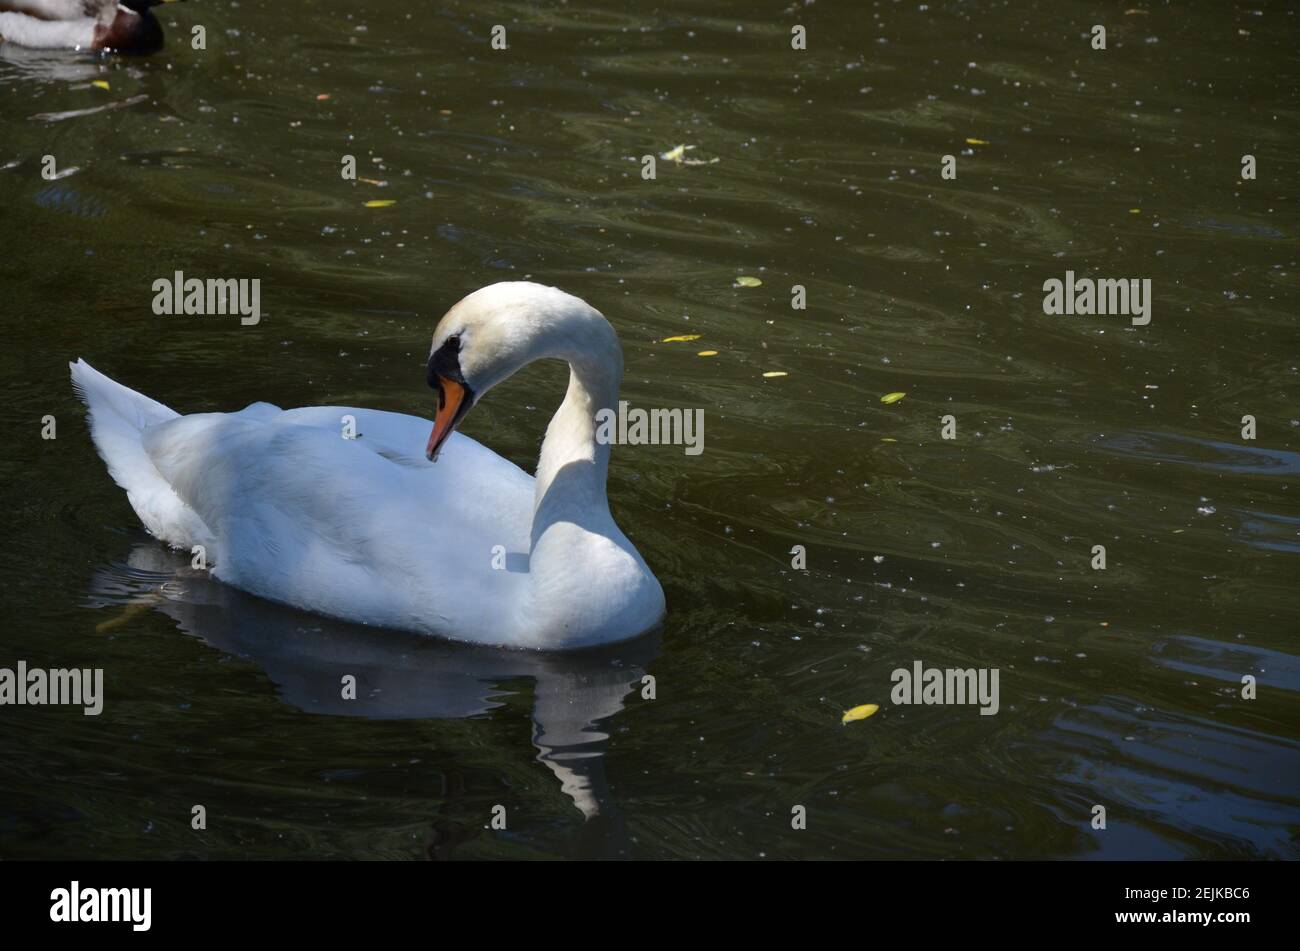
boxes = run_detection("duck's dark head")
[96,0,175,55]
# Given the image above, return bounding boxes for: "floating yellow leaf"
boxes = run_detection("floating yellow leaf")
[1129,208,1141,214]
[735,276,762,287]
[95,600,153,633]
[660,143,719,166]
[661,334,701,343]
[364,199,396,208]
[762,371,788,378]
[842,703,879,723]
[91,80,110,91]
[881,391,907,404]
[697,350,718,357]
[965,137,988,146]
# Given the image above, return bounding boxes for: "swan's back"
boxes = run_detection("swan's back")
[73,360,538,641]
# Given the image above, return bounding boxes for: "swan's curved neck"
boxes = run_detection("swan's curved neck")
[475,292,660,647]
[531,320,622,537]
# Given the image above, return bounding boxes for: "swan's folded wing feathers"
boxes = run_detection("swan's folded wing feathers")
[139,407,536,626]
[234,401,283,421]
[141,415,423,604]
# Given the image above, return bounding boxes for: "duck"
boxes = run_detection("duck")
[0,0,172,54]
[71,282,667,650]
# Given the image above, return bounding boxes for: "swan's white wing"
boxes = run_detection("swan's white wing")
[139,405,536,638]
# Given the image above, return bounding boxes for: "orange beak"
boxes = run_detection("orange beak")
[426,376,471,462]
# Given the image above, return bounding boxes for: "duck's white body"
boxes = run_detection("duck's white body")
[0,0,164,53]
[72,283,666,650]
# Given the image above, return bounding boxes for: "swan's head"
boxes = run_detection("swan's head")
[424,281,618,461]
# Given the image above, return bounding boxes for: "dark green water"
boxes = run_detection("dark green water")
[1,1,1297,859]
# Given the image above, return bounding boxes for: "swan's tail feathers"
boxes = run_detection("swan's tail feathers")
[70,359,178,432]
[69,359,183,528]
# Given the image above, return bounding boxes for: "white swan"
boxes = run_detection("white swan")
[71,281,666,650]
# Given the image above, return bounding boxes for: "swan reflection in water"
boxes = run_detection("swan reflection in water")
[89,541,660,859]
